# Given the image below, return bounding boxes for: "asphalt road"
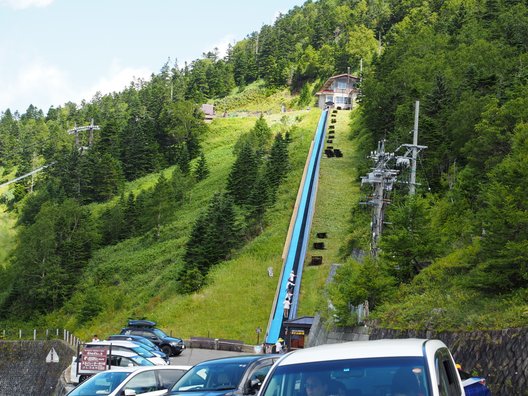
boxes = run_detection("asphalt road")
[170,347,251,366]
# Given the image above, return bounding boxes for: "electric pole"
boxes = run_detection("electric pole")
[410,101,420,195]
[67,119,100,150]
[360,101,427,257]
[360,140,399,257]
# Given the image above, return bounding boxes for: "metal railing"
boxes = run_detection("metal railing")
[0,328,81,348]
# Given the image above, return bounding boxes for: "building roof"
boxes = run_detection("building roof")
[316,73,359,96]
[284,316,314,326]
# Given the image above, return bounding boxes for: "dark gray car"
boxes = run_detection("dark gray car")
[168,355,280,396]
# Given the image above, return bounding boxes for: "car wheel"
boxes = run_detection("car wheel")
[161,345,172,356]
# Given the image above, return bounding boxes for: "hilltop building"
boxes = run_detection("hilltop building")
[201,104,215,122]
[315,73,360,110]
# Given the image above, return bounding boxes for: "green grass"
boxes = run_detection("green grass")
[60,107,329,344]
[298,110,361,316]
[214,81,295,114]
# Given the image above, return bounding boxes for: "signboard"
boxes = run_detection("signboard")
[80,348,108,372]
[46,347,59,363]
[290,329,305,336]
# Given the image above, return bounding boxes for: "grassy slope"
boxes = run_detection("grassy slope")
[298,110,360,317]
[70,108,334,343]
[67,103,362,344]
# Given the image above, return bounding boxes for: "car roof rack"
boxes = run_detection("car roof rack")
[128,319,156,328]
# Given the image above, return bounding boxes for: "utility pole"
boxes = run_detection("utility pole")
[67,119,100,150]
[410,101,420,195]
[395,101,427,194]
[360,102,427,256]
[360,140,399,257]
[360,58,363,83]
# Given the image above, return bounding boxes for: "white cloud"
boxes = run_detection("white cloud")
[0,59,153,113]
[0,0,54,10]
[204,34,237,60]
[0,61,73,112]
[80,61,152,103]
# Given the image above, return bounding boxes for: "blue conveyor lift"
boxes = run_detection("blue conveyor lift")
[265,109,329,344]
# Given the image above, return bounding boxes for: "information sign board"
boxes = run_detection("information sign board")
[80,348,108,372]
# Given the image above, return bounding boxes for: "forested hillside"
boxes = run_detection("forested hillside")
[1,0,527,333]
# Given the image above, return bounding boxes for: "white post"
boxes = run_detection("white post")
[33,329,36,340]
[410,101,420,195]
[19,329,22,339]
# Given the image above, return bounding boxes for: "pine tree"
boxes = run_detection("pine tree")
[183,212,210,274]
[226,142,259,206]
[100,198,125,245]
[183,193,240,277]
[123,192,139,238]
[194,152,210,181]
[265,133,289,202]
[246,171,271,235]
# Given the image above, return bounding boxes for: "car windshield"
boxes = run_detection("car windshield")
[137,338,157,349]
[131,346,154,358]
[152,328,168,338]
[171,361,247,392]
[130,355,155,366]
[260,357,431,396]
[67,371,131,395]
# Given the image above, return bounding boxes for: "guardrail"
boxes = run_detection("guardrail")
[0,328,82,348]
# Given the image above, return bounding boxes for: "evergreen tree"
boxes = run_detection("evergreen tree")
[183,193,239,277]
[120,109,161,181]
[170,165,193,203]
[194,152,210,181]
[265,133,289,202]
[226,142,259,206]
[379,196,439,284]
[246,171,271,235]
[470,124,528,292]
[141,173,175,238]
[100,196,125,245]
[123,192,139,239]
[2,199,95,317]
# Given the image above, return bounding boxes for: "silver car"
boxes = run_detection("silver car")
[67,365,191,396]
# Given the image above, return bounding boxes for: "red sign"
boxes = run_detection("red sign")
[80,348,108,372]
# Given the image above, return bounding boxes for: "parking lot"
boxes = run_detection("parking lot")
[170,347,251,366]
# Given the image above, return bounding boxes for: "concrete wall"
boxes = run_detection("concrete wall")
[0,340,74,396]
[307,316,525,396]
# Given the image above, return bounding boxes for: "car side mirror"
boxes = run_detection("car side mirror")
[248,379,261,394]
[124,389,137,396]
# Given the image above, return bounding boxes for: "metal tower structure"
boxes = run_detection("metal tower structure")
[67,119,100,149]
[360,101,427,257]
[360,140,399,256]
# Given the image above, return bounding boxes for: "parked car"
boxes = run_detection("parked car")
[120,320,185,357]
[259,338,465,396]
[70,349,154,384]
[108,334,170,363]
[457,366,492,396]
[85,340,168,365]
[168,355,279,396]
[66,365,191,396]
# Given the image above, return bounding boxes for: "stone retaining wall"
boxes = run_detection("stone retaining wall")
[369,327,526,396]
[0,340,74,396]
[307,316,525,396]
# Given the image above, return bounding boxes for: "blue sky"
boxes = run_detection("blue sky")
[0,0,305,113]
